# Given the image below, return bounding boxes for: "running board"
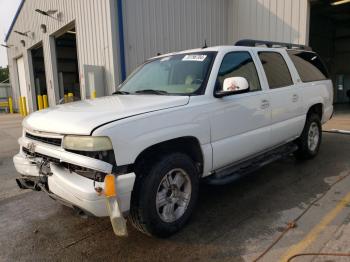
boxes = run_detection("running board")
[204,143,298,185]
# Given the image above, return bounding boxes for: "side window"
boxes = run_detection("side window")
[287,51,329,82]
[217,52,261,92]
[258,52,293,89]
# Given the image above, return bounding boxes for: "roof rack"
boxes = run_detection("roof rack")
[235,39,312,51]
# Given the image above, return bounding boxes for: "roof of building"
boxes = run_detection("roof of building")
[5,0,26,42]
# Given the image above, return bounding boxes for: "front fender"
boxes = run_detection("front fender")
[93,106,212,173]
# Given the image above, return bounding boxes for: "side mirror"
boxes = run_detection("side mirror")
[214,77,249,98]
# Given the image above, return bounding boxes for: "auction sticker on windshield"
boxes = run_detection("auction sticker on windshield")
[182,54,207,62]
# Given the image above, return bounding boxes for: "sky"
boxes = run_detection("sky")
[0,0,22,67]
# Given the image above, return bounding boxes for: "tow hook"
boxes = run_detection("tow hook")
[102,174,128,237]
[15,177,41,191]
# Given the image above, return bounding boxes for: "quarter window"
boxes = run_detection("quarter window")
[217,52,261,92]
[258,52,293,89]
[287,51,329,82]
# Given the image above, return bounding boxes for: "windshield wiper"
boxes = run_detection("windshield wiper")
[135,89,168,95]
[112,90,130,95]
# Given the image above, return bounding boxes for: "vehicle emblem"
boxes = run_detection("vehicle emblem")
[28,142,36,154]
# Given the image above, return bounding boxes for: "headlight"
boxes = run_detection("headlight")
[63,136,113,151]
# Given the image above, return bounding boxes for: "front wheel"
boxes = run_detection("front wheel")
[129,153,199,237]
[295,114,322,159]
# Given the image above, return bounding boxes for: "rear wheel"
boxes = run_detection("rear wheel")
[129,153,199,237]
[295,114,322,159]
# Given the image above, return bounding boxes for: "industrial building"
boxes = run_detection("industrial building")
[4,0,350,113]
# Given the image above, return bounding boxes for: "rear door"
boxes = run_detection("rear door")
[256,51,304,146]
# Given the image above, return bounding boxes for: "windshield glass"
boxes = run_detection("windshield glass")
[119,52,216,95]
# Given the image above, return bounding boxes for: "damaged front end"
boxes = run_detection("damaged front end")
[13,130,135,237]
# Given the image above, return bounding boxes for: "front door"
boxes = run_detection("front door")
[210,51,271,170]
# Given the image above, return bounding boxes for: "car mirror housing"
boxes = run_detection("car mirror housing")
[214,77,250,98]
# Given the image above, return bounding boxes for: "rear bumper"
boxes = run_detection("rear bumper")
[13,152,135,217]
[322,105,333,124]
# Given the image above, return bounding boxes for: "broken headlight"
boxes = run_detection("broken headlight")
[62,150,117,182]
[63,136,116,181]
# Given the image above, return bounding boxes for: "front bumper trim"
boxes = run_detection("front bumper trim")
[18,136,113,173]
[13,153,136,217]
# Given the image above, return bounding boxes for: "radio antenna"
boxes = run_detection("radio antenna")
[202,40,208,49]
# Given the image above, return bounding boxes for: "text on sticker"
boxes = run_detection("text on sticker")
[182,55,207,62]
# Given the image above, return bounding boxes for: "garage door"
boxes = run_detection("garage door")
[16,57,29,112]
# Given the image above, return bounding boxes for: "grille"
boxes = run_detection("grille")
[26,132,62,147]
[22,147,60,163]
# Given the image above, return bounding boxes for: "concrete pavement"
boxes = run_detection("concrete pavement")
[0,107,349,262]
[323,104,350,132]
[0,114,25,201]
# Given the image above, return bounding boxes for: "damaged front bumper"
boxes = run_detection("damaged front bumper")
[13,135,135,236]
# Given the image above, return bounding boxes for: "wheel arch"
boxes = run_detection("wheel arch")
[307,103,323,120]
[133,136,204,176]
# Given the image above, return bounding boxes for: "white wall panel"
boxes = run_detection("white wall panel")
[122,0,229,74]
[6,0,311,112]
[230,0,310,45]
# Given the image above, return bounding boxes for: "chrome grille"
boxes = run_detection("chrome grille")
[25,132,62,147]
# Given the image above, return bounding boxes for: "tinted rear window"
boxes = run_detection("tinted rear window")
[288,51,329,82]
[258,52,293,89]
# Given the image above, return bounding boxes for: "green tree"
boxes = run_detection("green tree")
[0,66,9,83]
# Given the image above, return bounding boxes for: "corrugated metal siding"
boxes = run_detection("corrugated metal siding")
[6,0,311,112]
[6,0,119,112]
[122,0,229,74]
[122,0,310,74]
[231,0,310,45]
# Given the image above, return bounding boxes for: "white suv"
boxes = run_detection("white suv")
[13,40,333,237]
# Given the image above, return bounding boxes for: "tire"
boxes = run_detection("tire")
[129,153,199,237]
[295,113,322,159]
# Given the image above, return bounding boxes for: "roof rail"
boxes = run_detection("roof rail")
[235,39,312,51]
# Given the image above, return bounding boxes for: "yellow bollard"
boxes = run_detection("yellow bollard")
[19,97,23,116]
[68,92,74,102]
[64,94,68,103]
[21,97,28,116]
[43,94,48,108]
[37,95,43,110]
[91,90,97,99]
[8,97,13,114]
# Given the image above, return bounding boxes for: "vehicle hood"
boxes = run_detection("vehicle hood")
[23,95,189,135]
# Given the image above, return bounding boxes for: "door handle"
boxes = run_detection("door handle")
[292,94,299,102]
[261,99,270,109]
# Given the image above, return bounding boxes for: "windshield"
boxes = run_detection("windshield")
[119,52,216,95]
